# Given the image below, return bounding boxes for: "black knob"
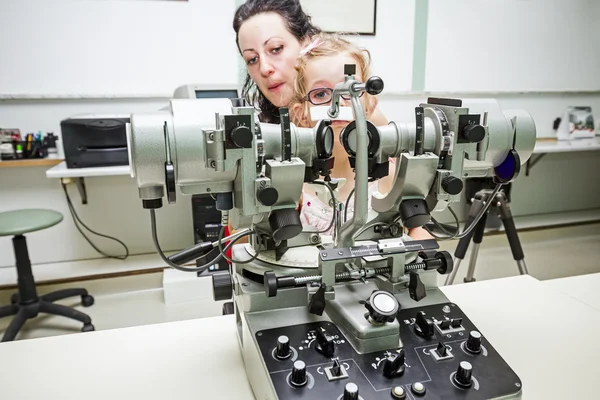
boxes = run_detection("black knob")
[276,335,291,359]
[315,328,335,357]
[414,311,434,338]
[344,64,356,76]
[290,360,308,387]
[268,209,303,242]
[399,199,430,229]
[365,76,384,95]
[230,125,253,148]
[454,361,473,388]
[462,124,485,143]
[212,271,233,301]
[442,176,464,195]
[257,186,279,206]
[343,382,359,400]
[364,290,399,324]
[408,271,427,302]
[382,349,406,378]
[466,331,483,354]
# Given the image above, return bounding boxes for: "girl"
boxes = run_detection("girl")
[289,33,431,239]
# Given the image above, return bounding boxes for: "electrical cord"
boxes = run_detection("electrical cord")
[61,182,129,260]
[425,184,504,240]
[217,224,263,264]
[344,187,355,224]
[150,209,249,272]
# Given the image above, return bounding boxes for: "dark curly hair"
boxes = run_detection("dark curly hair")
[233,0,321,123]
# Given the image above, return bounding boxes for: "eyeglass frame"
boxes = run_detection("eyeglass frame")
[305,87,365,106]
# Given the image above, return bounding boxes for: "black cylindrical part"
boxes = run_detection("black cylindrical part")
[277,275,297,289]
[276,335,291,359]
[216,193,233,211]
[168,241,213,264]
[13,235,38,303]
[501,213,525,261]
[343,382,359,400]
[454,361,473,388]
[466,331,483,354]
[212,271,233,301]
[472,212,488,244]
[290,361,308,386]
[454,215,475,259]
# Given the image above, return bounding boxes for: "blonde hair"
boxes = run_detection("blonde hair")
[290,33,378,127]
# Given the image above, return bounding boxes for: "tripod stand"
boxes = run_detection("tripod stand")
[445,189,528,285]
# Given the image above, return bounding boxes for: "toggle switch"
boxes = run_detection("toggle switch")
[325,358,348,382]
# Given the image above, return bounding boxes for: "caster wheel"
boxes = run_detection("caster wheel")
[82,323,95,333]
[10,293,19,304]
[81,294,95,307]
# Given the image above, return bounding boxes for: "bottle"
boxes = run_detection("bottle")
[45,133,59,159]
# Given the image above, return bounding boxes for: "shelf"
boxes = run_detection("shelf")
[0,158,63,168]
[532,136,600,154]
[45,161,131,179]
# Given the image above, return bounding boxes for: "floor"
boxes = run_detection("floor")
[1,222,599,343]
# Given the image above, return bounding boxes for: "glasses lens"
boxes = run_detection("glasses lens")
[309,88,333,105]
[341,92,365,100]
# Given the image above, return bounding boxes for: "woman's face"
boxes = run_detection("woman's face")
[238,12,303,108]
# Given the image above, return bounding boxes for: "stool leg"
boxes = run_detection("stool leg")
[41,288,89,303]
[0,304,19,319]
[1,309,28,342]
[39,301,91,325]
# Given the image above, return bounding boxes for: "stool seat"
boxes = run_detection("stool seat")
[0,209,63,237]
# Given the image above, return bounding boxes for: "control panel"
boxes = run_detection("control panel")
[255,303,521,399]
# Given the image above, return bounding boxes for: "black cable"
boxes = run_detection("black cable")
[425,205,461,240]
[344,187,355,224]
[217,225,263,264]
[150,209,245,272]
[61,182,129,260]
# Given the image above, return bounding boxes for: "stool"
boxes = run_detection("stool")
[0,209,95,342]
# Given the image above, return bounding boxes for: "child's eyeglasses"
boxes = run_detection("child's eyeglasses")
[306,88,364,106]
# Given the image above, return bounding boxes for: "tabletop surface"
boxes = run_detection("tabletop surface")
[1,274,599,400]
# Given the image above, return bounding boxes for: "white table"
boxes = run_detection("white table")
[544,272,600,311]
[1,275,599,400]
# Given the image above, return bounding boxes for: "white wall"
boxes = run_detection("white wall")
[425,0,600,92]
[0,0,238,97]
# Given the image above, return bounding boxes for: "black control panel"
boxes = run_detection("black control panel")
[255,303,521,399]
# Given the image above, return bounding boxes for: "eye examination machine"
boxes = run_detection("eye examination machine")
[126,65,536,399]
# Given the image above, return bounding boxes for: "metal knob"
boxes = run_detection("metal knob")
[466,331,482,354]
[276,335,291,359]
[290,360,307,387]
[343,382,359,400]
[454,361,473,388]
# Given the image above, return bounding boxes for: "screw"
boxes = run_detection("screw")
[257,332,263,337]
[322,253,328,257]
[210,160,216,168]
[206,188,211,192]
[209,133,215,141]
[260,180,267,188]
[515,383,521,388]
[338,251,344,255]
[309,234,319,244]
